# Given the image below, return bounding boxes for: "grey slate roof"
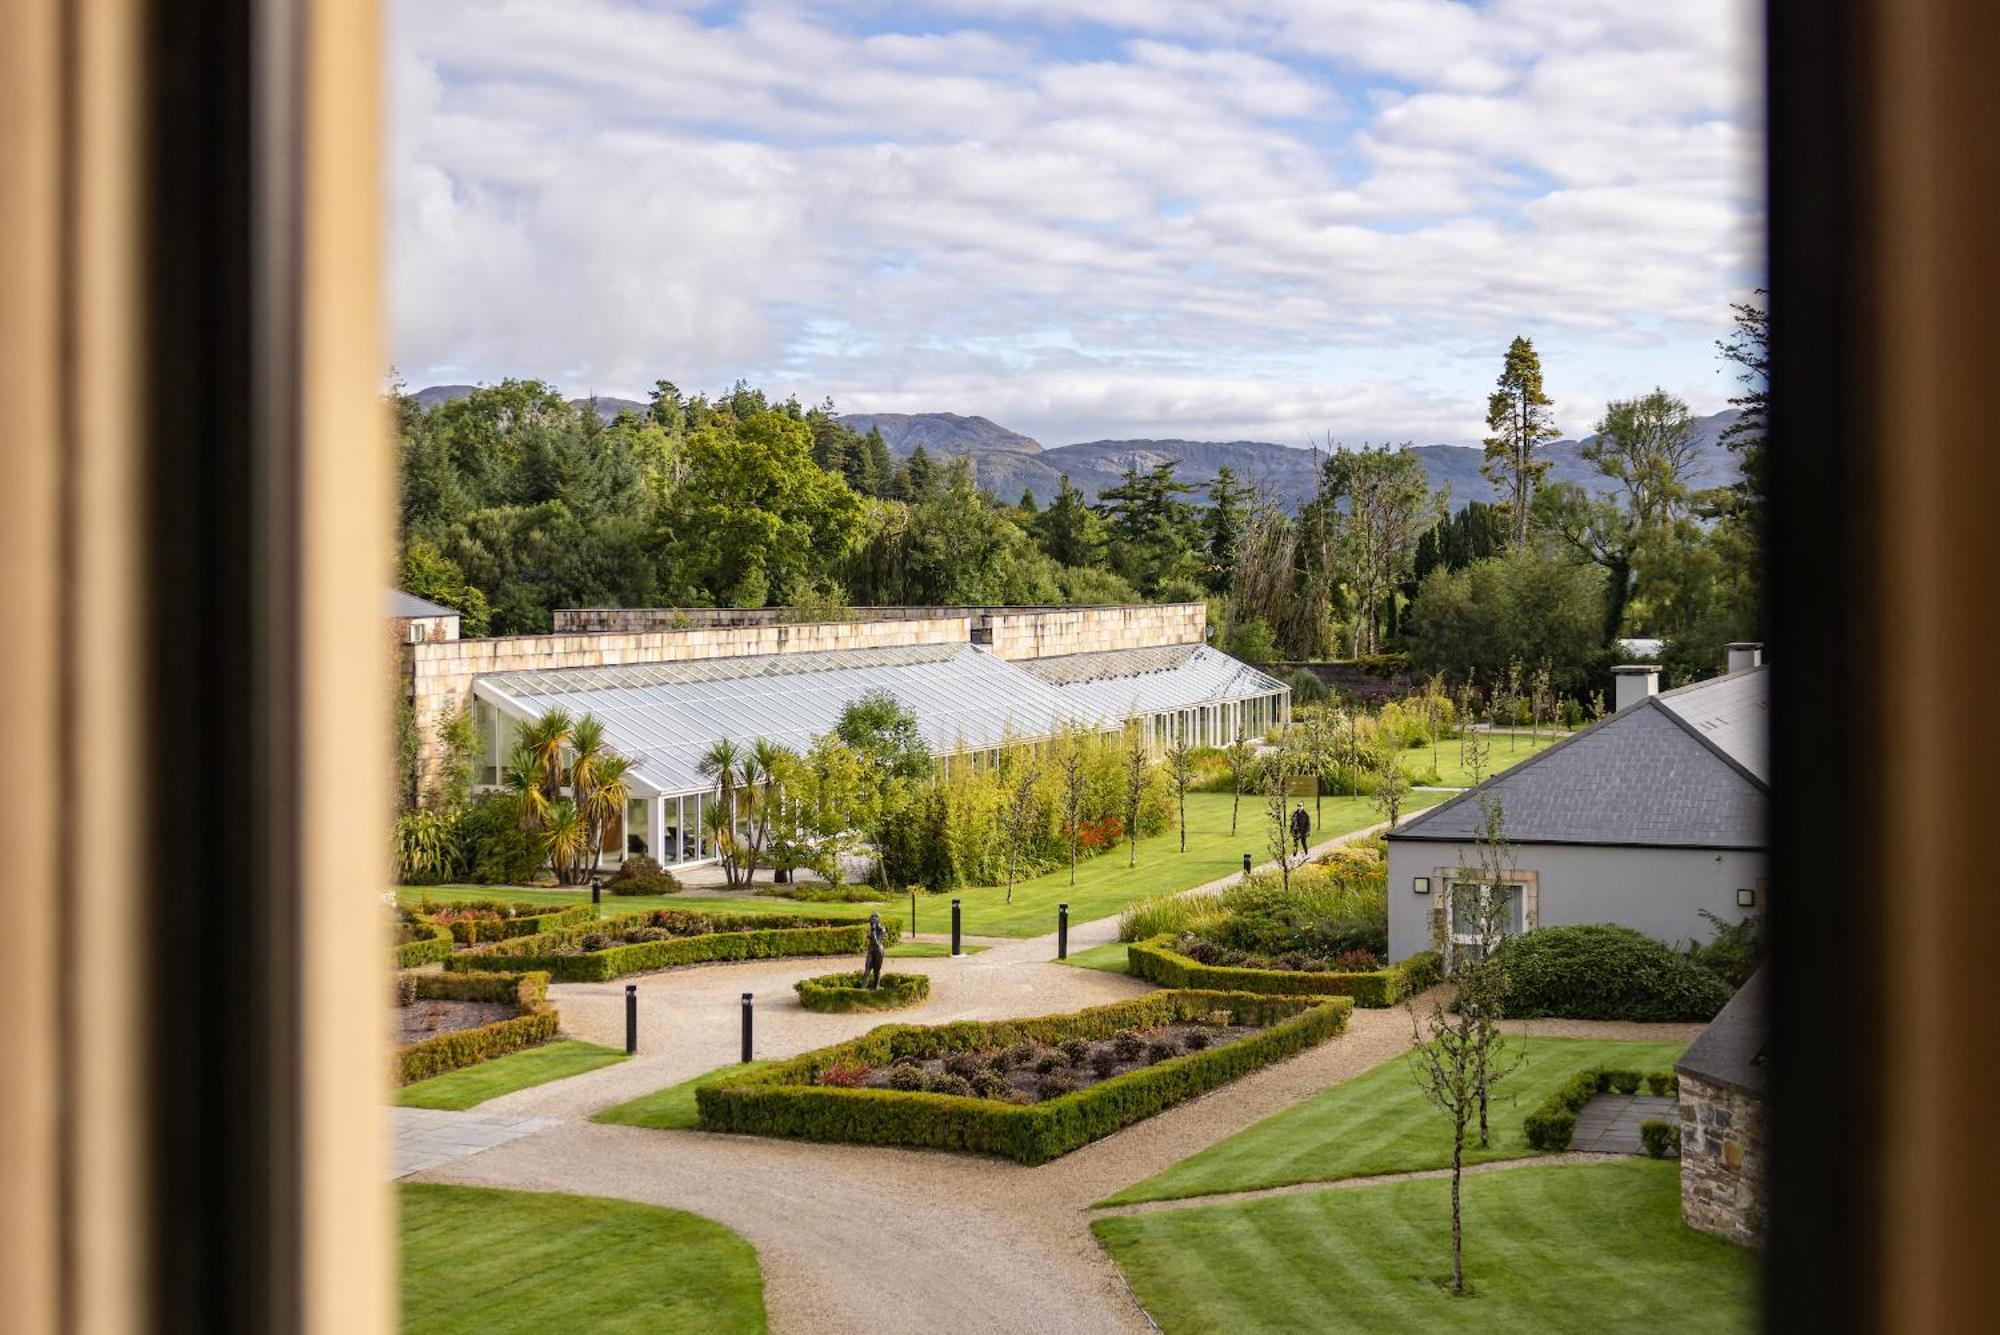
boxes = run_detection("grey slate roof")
[1676,969,1765,1097]
[1389,667,1769,849]
[386,588,460,619]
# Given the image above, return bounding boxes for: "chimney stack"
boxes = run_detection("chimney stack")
[1725,642,1764,673]
[1612,664,1661,712]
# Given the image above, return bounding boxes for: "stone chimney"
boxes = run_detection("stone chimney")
[1613,663,1662,712]
[1725,641,1764,673]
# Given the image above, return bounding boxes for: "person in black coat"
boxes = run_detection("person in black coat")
[1290,802,1311,855]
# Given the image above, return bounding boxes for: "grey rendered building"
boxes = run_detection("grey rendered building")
[1386,659,1769,963]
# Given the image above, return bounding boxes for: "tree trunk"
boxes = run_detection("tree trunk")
[1179,789,1188,852]
[1451,1131,1466,1294]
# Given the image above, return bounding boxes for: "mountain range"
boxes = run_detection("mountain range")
[406,384,1742,512]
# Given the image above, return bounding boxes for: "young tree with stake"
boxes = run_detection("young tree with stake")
[1001,749,1042,904]
[1164,736,1195,853]
[1263,745,1296,891]
[1055,726,1088,886]
[1123,726,1149,867]
[1225,727,1252,836]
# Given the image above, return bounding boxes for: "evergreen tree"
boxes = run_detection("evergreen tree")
[1481,336,1560,548]
[1202,464,1250,593]
[1033,474,1107,569]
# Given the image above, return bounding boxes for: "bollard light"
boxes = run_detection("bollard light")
[740,992,754,1063]
[951,898,963,957]
[1058,903,1069,960]
[625,983,638,1055]
[591,874,602,907]
[911,890,917,938]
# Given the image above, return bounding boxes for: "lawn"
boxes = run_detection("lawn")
[1092,1158,1756,1335]
[886,940,988,958]
[1103,1037,1686,1205]
[395,1040,627,1111]
[1399,728,1569,787]
[593,1061,774,1131]
[400,1183,766,1334]
[1057,941,1132,973]
[398,790,1444,941]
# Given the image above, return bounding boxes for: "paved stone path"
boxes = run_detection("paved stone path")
[395,824,1703,1334]
[389,1107,555,1179]
[1572,1093,1680,1154]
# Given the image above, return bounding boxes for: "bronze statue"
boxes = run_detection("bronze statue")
[861,912,887,989]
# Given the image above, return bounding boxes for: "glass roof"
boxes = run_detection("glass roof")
[474,641,1286,796]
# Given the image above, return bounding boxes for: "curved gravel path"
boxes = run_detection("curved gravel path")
[410,828,1702,1334]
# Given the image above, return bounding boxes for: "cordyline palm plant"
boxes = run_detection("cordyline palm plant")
[500,707,634,884]
[699,738,746,886]
[541,799,589,881]
[578,752,631,875]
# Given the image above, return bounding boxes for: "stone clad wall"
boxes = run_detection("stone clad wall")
[1678,1073,1766,1246]
[402,615,972,791]
[985,604,1207,659]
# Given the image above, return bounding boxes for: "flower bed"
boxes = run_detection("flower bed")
[1127,934,1441,1008]
[417,897,596,945]
[1523,1066,1680,1150]
[695,989,1352,1164]
[794,970,929,1013]
[393,908,455,969]
[447,908,897,982]
[395,971,559,1086]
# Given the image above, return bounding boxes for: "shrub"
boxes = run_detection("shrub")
[1128,935,1440,1008]
[926,1072,975,1098]
[1143,1040,1178,1065]
[1037,1070,1079,1099]
[694,990,1353,1164]
[886,1062,926,1091]
[818,1061,869,1088]
[394,971,556,1085]
[1686,909,1762,989]
[794,970,930,1013]
[971,1069,1011,1099]
[1118,891,1226,944]
[1641,1119,1677,1159]
[392,910,454,969]
[1183,1028,1211,1051]
[1112,1032,1145,1061]
[1609,1070,1641,1095]
[1033,1049,1070,1075]
[609,854,681,896]
[1521,1065,1679,1150]
[417,898,594,945]
[1090,1051,1119,1078]
[1646,1072,1677,1097]
[995,1041,1040,1072]
[944,1052,986,1080]
[393,974,419,1006]
[1287,668,1328,704]
[1495,924,1732,1021]
[456,791,543,885]
[1058,1038,1092,1064]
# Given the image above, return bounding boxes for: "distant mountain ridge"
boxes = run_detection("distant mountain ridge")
[836,412,1042,455]
[410,383,649,420]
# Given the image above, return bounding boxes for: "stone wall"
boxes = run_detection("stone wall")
[985,604,1206,659]
[552,606,968,633]
[389,613,459,646]
[1678,1073,1766,1246]
[402,615,972,791]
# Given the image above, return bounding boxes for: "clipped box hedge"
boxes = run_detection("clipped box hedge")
[447,909,897,982]
[396,971,558,1085]
[419,898,596,945]
[695,988,1352,1165]
[1522,1065,1680,1150]
[1126,935,1443,1008]
[794,970,930,1013]
[393,915,455,970]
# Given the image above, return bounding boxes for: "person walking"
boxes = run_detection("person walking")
[1289,802,1311,856]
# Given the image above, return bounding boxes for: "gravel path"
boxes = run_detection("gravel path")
[409,827,1702,1334]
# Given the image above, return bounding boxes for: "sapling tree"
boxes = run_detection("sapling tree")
[1262,744,1296,891]
[1001,750,1042,904]
[1056,726,1088,885]
[1225,728,1252,836]
[1528,661,1553,746]
[1460,795,1524,1148]
[1371,736,1411,830]
[1123,726,1149,867]
[1164,736,1195,853]
[1464,726,1492,787]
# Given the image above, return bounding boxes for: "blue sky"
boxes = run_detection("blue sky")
[390,0,1764,447]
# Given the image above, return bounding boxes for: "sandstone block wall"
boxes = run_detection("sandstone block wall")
[402,615,971,792]
[985,604,1206,659]
[1679,1073,1766,1247]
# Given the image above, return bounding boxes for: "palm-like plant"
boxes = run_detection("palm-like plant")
[698,738,746,884]
[579,752,631,875]
[519,707,572,801]
[503,747,552,831]
[541,799,589,880]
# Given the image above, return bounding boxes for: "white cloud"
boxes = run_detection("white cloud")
[389,0,1765,445]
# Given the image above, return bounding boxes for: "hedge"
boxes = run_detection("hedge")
[1522,1066,1680,1150]
[1496,924,1732,1021]
[447,910,897,982]
[418,899,596,945]
[395,971,558,1085]
[695,989,1352,1165]
[1126,935,1442,1008]
[794,970,929,1013]
[393,916,454,970]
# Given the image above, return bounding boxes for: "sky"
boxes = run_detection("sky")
[390,0,1765,449]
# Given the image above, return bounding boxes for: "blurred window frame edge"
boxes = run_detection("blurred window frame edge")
[0,0,391,1332]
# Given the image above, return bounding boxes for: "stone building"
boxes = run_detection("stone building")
[1676,969,1767,1246]
[388,598,1287,875]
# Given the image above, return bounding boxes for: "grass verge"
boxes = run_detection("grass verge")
[1103,1037,1685,1205]
[1092,1158,1754,1335]
[593,1061,774,1131]
[400,1183,766,1334]
[1057,941,1131,973]
[396,1039,626,1110]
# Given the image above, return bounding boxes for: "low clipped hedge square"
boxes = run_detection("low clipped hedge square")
[1126,935,1441,1008]
[695,989,1352,1164]
[393,914,454,970]
[445,909,896,982]
[396,971,558,1086]
[420,899,596,945]
[794,970,930,1013]
[1522,1065,1681,1150]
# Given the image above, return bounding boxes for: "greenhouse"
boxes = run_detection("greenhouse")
[469,639,1289,871]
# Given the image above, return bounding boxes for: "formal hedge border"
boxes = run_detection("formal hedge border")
[393,915,455,970]
[446,910,897,982]
[1126,936,1443,1008]
[1522,1066,1680,1150]
[396,971,559,1085]
[695,989,1352,1165]
[794,970,930,1013]
[419,899,597,945]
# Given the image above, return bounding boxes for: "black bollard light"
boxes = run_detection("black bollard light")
[1242,853,1253,876]
[591,874,602,907]
[625,983,637,1055]
[911,890,917,939]
[740,992,754,1063]
[951,898,963,957]
[1058,902,1069,960]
